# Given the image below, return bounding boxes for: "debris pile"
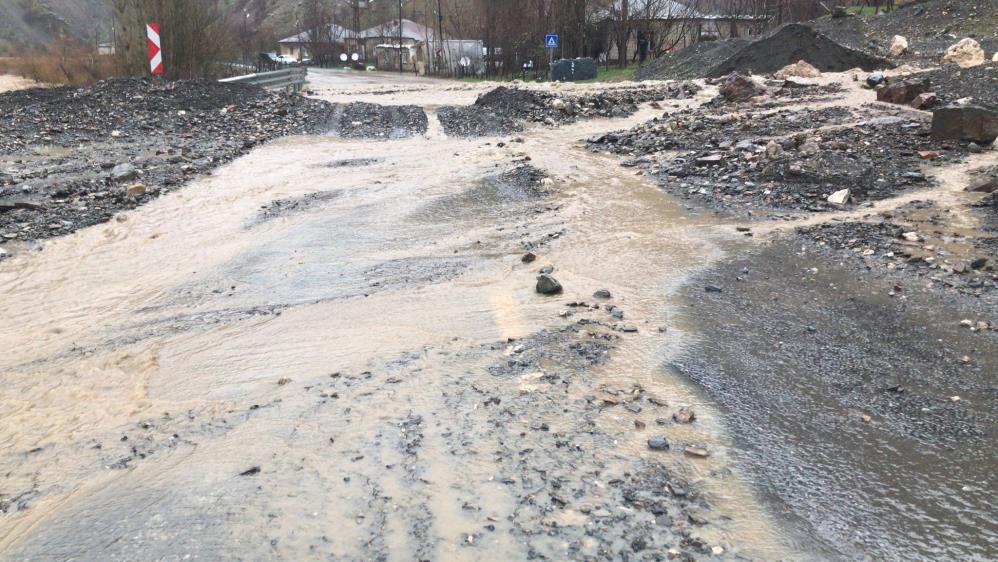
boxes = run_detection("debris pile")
[635,24,892,80]
[437,83,700,137]
[590,104,973,215]
[708,24,894,77]
[325,102,428,139]
[0,78,340,246]
[797,202,997,295]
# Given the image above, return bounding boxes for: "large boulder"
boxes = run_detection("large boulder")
[931,105,998,144]
[876,77,930,105]
[942,38,985,68]
[889,35,909,57]
[719,72,764,102]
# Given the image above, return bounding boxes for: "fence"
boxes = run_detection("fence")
[219,67,307,93]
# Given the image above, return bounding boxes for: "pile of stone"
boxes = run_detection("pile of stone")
[437,83,701,137]
[0,78,339,245]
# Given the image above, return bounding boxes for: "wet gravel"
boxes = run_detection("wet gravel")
[437,83,700,137]
[921,62,998,110]
[672,237,998,561]
[590,103,973,217]
[325,102,428,139]
[0,78,427,251]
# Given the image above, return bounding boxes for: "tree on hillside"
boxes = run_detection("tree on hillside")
[112,0,235,79]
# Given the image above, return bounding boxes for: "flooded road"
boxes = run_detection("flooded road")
[0,76,792,560]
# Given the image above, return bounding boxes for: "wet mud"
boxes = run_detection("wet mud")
[672,237,998,560]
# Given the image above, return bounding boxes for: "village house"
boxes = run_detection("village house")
[608,0,767,62]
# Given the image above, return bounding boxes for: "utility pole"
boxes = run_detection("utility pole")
[436,0,443,75]
[398,0,403,73]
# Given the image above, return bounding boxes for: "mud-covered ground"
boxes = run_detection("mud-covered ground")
[671,237,997,560]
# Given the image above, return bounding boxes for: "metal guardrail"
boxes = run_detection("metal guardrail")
[219,67,307,93]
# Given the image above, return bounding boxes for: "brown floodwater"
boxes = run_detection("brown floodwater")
[0,81,798,560]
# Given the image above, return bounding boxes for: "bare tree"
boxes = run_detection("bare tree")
[112,0,235,79]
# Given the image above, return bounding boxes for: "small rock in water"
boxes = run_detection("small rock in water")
[673,407,696,424]
[684,446,709,458]
[536,274,563,295]
[647,436,670,450]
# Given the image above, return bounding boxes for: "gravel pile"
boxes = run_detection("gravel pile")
[589,106,860,156]
[634,23,890,81]
[633,38,751,81]
[0,78,429,248]
[708,24,893,77]
[437,83,700,137]
[591,106,972,215]
[325,102,428,139]
[921,63,998,110]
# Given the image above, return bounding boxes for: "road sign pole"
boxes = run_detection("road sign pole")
[146,23,163,75]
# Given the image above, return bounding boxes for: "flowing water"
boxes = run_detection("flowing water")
[0,77,795,560]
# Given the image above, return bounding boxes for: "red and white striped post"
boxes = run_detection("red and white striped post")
[146,23,163,75]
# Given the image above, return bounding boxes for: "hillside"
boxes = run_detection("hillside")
[0,0,112,53]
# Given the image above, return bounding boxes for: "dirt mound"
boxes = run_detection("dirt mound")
[633,38,751,81]
[709,23,894,77]
[807,1,998,61]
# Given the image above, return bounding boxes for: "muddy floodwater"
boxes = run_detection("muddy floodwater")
[0,76,791,561]
[2,69,996,561]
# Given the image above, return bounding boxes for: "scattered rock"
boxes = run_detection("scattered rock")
[593,289,612,299]
[889,35,909,57]
[766,140,783,160]
[536,274,563,295]
[110,163,138,182]
[876,78,930,106]
[239,466,261,476]
[684,446,710,458]
[704,284,723,293]
[673,407,696,424]
[125,183,146,198]
[647,436,670,450]
[942,38,985,69]
[966,177,998,193]
[827,189,851,206]
[718,72,764,102]
[910,92,937,110]
[867,71,886,88]
[522,252,537,263]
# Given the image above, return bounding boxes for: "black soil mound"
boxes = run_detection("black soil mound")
[708,23,894,77]
[633,38,751,81]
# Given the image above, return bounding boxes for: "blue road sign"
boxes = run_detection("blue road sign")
[545,34,558,49]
